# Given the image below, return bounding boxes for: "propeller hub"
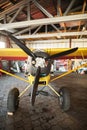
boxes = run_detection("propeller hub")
[34,57,46,68]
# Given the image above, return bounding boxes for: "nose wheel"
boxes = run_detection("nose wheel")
[58,87,70,111]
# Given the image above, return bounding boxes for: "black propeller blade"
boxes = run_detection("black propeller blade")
[45,47,78,60]
[7,33,36,59]
[31,66,41,106]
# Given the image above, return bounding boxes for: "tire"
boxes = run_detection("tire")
[58,87,70,111]
[7,88,19,113]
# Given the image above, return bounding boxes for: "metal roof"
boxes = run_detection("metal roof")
[0,0,87,40]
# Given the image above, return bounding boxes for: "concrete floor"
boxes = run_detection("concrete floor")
[0,72,87,130]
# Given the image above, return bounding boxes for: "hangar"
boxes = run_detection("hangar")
[0,0,87,130]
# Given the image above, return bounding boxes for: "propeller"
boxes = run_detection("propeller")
[7,32,36,59]
[45,47,78,60]
[31,66,41,106]
[7,32,78,61]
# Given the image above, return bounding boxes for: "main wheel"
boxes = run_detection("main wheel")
[58,87,70,111]
[7,88,19,113]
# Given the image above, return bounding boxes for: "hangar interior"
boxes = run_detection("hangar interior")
[0,0,87,130]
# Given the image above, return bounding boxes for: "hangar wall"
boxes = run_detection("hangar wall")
[11,39,87,49]
[26,39,87,49]
[27,42,69,49]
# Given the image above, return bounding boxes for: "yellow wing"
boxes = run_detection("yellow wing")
[44,48,87,59]
[0,48,27,60]
[0,48,87,60]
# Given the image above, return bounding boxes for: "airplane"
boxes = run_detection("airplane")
[0,32,86,115]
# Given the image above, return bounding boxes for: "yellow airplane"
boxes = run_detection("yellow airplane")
[0,47,87,60]
[0,32,87,115]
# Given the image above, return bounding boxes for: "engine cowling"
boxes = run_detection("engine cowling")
[30,50,51,76]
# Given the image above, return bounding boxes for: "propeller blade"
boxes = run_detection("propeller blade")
[45,47,78,60]
[31,66,41,106]
[8,33,36,59]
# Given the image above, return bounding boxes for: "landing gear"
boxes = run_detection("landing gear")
[58,87,70,111]
[7,88,19,114]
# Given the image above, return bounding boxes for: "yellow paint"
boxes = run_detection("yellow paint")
[0,69,29,83]
[28,74,50,86]
[48,84,60,97]
[0,48,87,58]
[44,48,87,57]
[1,63,87,98]
[0,48,27,57]
[19,85,31,97]
[51,63,87,82]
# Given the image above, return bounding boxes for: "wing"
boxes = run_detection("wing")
[44,48,87,59]
[0,48,28,60]
[0,48,87,60]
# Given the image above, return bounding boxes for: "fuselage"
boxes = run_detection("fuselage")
[27,50,52,86]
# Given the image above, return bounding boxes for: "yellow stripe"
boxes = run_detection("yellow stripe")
[51,63,87,82]
[0,48,27,57]
[48,84,60,97]
[19,85,31,97]
[0,48,87,58]
[0,69,29,83]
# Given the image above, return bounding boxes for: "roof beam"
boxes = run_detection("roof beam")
[64,0,76,15]
[0,0,31,20]
[16,31,87,39]
[33,0,53,18]
[13,25,40,35]
[33,0,60,32]
[0,14,87,30]
[9,6,24,23]
[77,0,87,38]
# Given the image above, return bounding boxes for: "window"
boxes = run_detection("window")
[0,41,6,48]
